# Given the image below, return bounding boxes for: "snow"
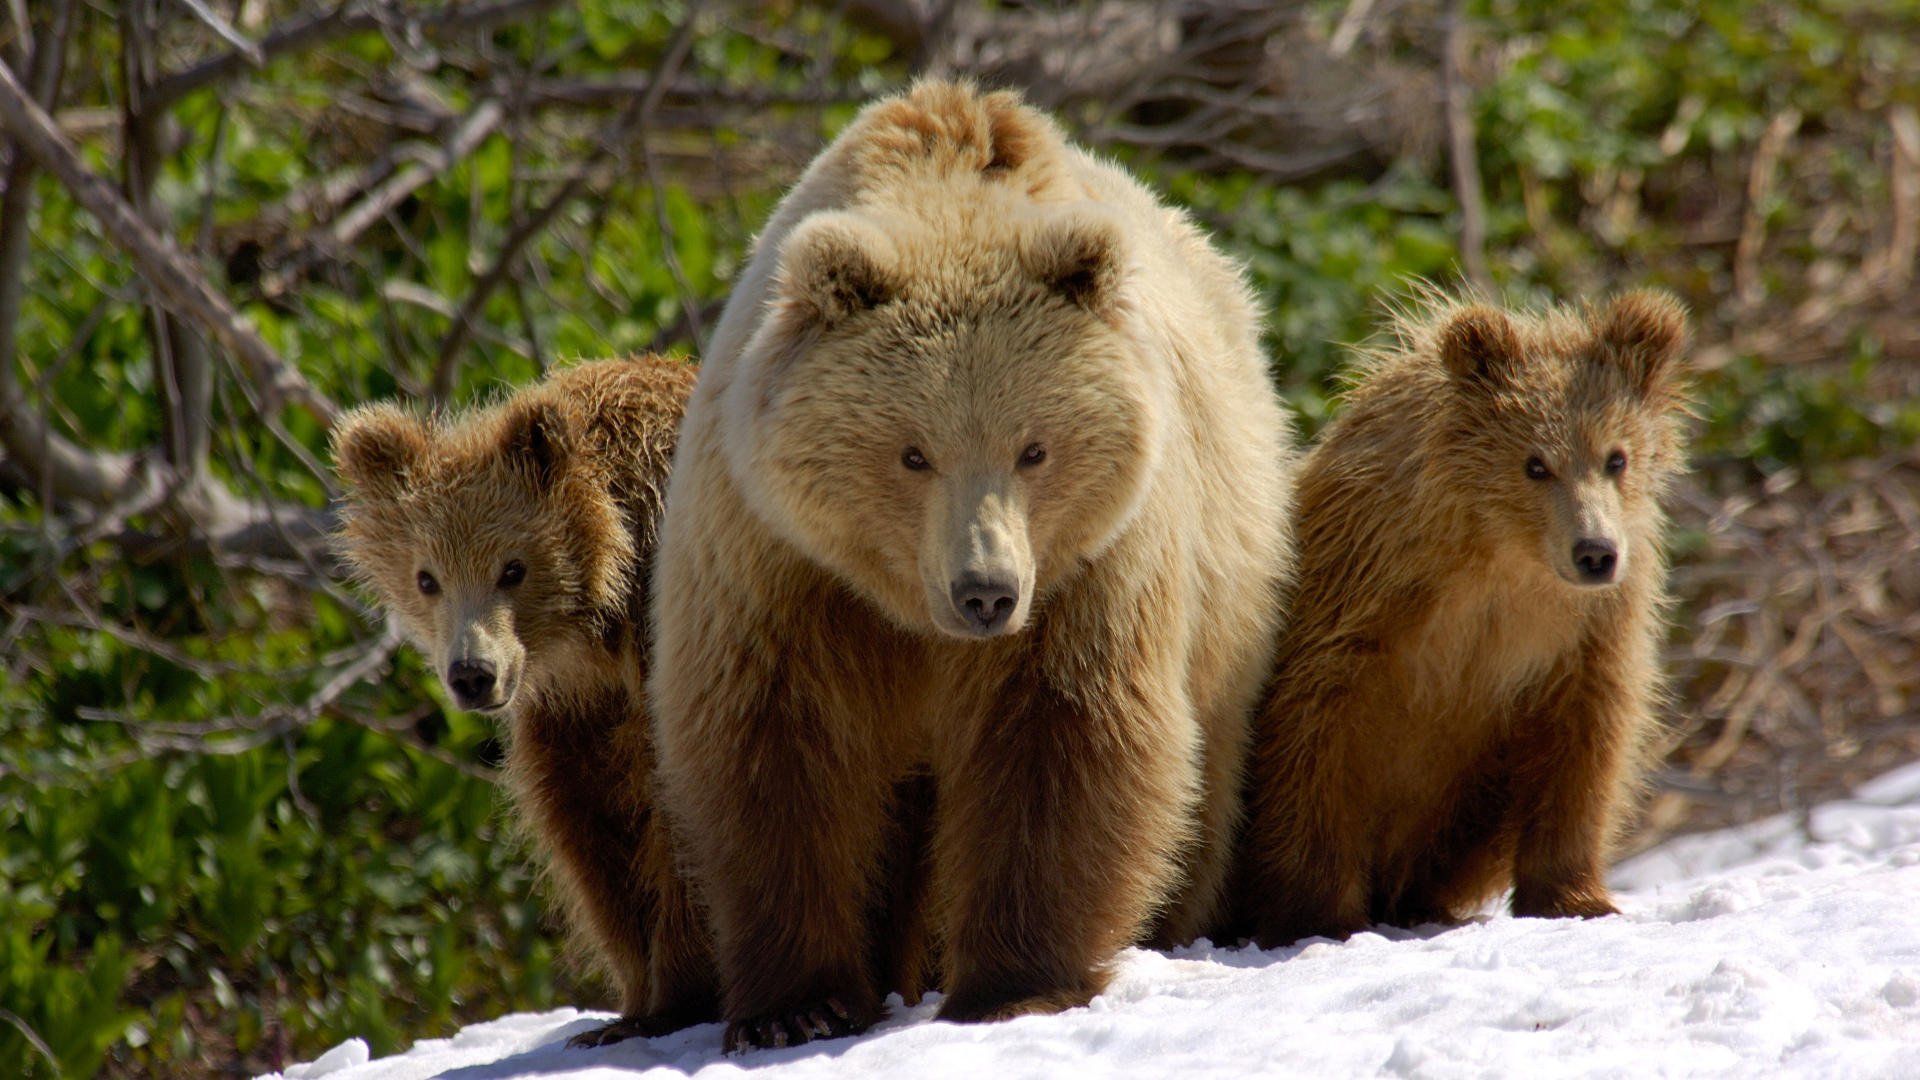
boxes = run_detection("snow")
[267,761,1920,1080]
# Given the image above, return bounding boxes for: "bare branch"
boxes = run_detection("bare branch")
[1443,0,1490,294]
[148,0,570,111]
[0,54,339,427]
[1734,108,1803,309]
[168,0,265,67]
[259,98,505,298]
[0,1008,58,1078]
[430,12,700,400]
[0,1,154,508]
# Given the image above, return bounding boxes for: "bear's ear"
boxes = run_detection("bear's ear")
[1438,305,1524,390]
[1024,210,1124,314]
[1595,289,1688,400]
[776,213,899,328]
[500,397,572,490]
[332,404,426,499]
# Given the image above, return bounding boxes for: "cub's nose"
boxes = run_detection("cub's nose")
[950,573,1019,635]
[1572,538,1619,584]
[447,658,498,708]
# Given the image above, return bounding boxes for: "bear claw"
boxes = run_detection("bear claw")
[566,1013,685,1049]
[724,997,867,1053]
[721,999,867,1045]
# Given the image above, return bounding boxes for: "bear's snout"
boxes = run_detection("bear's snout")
[950,573,1020,636]
[447,657,500,709]
[1571,537,1619,585]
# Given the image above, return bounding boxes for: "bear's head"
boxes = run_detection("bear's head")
[332,392,635,711]
[724,200,1168,640]
[1434,290,1689,589]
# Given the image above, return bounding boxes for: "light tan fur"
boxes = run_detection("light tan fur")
[650,80,1297,1050]
[1235,289,1690,946]
[331,356,718,1045]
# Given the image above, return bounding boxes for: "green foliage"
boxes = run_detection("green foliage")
[5,0,1916,1076]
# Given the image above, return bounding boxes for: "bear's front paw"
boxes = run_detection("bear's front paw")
[937,984,1094,1024]
[1512,884,1619,920]
[723,997,874,1053]
[566,1012,692,1049]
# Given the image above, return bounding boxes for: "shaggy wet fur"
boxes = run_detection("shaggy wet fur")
[1236,290,1689,946]
[331,356,718,1044]
[650,80,1298,1051]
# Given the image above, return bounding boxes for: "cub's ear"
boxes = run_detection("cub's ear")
[1596,289,1688,400]
[1023,208,1125,314]
[332,404,426,499]
[1438,304,1524,389]
[775,212,899,327]
[500,396,572,490]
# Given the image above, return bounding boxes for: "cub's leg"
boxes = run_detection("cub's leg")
[1506,633,1651,920]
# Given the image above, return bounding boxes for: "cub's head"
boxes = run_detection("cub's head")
[725,201,1166,640]
[1434,290,1689,589]
[332,392,634,712]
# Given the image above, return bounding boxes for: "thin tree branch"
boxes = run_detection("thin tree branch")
[1443,0,1490,294]
[148,0,569,110]
[0,55,339,427]
[125,0,214,484]
[0,1007,59,1078]
[0,2,150,508]
[259,98,505,298]
[430,11,699,400]
[168,0,265,67]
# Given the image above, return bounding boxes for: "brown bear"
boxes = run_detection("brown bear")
[331,355,717,1047]
[649,80,1299,1052]
[1235,289,1689,947]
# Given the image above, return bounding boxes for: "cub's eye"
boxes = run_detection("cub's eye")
[1018,443,1047,468]
[1525,457,1552,481]
[417,570,440,596]
[901,447,932,472]
[1605,451,1628,475]
[498,560,526,588]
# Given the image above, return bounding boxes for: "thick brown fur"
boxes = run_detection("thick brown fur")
[1236,289,1691,947]
[650,80,1298,1052]
[331,356,719,1044]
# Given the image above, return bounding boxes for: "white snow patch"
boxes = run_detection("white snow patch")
[264,769,1920,1080]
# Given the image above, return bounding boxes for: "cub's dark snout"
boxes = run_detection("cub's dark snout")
[447,657,498,707]
[1572,538,1618,584]
[950,573,1019,635]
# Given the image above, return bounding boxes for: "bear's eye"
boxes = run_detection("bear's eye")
[1525,457,1552,481]
[417,570,440,596]
[1605,450,1628,475]
[901,447,932,472]
[1018,443,1047,468]
[498,560,526,589]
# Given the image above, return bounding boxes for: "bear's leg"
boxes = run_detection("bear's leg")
[872,770,938,1006]
[654,608,907,1052]
[1382,765,1513,928]
[1506,641,1645,920]
[931,665,1197,1023]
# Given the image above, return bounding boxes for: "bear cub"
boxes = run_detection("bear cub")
[1236,290,1690,947]
[332,356,715,1046]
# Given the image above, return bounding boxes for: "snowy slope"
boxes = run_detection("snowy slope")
[270,763,1920,1080]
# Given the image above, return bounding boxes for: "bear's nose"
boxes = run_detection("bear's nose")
[1572,538,1618,584]
[950,574,1019,635]
[447,658,498,707]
